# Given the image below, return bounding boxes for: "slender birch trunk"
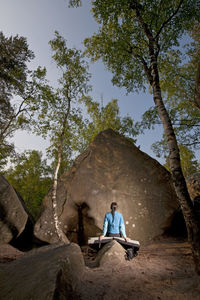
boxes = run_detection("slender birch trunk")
[52,140,69,243]
[51,98,71,244]
[149,48,200,274]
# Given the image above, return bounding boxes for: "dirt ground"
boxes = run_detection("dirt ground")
[81,237,200,300]
[1,237,200,300]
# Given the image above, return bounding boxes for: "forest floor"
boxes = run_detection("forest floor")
[1,236,200,299]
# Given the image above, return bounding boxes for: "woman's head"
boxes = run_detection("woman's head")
[110,202,118,210]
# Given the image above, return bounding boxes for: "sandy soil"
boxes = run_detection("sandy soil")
[81,237,200,300]
[1,237,200,299]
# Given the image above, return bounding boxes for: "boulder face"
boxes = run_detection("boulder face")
[0,243,85,300]
[186,173,200,200]
[0,175,29,244]
[34,129,179,245]
[95,240,126,267]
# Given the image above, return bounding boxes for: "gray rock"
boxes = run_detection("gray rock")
[34,129,179,245]
[0,243,85,300]
[0,244,24,263]
[186,172,200,200]
[0,175,28,244]
[95,240,126,267]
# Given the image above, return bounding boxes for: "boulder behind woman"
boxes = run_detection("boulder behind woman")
[34,129,179,245]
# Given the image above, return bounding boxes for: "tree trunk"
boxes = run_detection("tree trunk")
[150,51,200,274]
[51,99,71,244]
[52,139,69,243]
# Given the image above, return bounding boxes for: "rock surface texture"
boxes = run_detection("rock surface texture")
[0,243,85,300]
[0,175,29,244]
[34,129,179,244]
[186,172,200,200]
[95,240,126,267]
[0,244,24,263]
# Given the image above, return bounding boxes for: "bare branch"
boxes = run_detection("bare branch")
[182,141,200,146]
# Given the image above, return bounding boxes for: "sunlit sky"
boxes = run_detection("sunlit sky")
[1,0,196,165]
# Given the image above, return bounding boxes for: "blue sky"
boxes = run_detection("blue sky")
[0,0,183,164]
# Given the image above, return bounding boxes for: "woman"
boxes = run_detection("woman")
[99,202,129,241]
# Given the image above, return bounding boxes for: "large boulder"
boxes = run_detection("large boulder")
[95,240,126,267]
[0,243,85,300]
[0,175,29,244]
[0,244,24,263]
[186,173,200,200]
[34,129,179,244]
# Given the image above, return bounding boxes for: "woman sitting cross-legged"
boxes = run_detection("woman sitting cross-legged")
[99,202,130,242]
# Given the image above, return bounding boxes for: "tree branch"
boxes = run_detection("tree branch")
[0,98,28,141]
[126,41,153,84]
[129,0,153,40]
[155,0,184,39]
[182,141,200,146]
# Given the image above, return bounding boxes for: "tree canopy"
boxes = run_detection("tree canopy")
[136,22,200,165]
[83,0,200,92]
[74,96,139,152]
[0,31,36,169]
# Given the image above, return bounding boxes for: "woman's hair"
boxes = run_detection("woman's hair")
[110,202,118,228]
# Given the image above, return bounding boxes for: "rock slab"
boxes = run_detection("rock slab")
[95,240,126,267]
[0,174,28,244]
[34,129,179,244]
[0,243,85,300]
[0,244,24,263]
[186,172,200,200]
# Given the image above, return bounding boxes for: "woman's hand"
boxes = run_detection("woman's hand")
[124,237,130,242]
[99,235,104,241]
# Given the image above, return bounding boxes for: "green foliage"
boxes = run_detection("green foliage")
[46,116,80,175]
[163,145,199,177]
[84,0,200,93]
[83,1,200,164]
[4,150,52,220]
[137,23,200,156]
[151,138,199,177]
[74,96,139,151]
[0,31,34,94]
[0,31,36,169]
[139,100,200,151]
[0,143,15,170]
[83,0,200,168]
[158,23,200,148]
[31,32,91,175]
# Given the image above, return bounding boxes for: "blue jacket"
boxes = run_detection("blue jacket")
[102,211,126,237]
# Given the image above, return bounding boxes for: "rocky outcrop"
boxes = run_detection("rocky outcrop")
[186,173,200,200]
[0,244,24,263]
[95,240,126,267]
[0,175,29,244]
[34,129,179,245]
[0,243,85,300]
